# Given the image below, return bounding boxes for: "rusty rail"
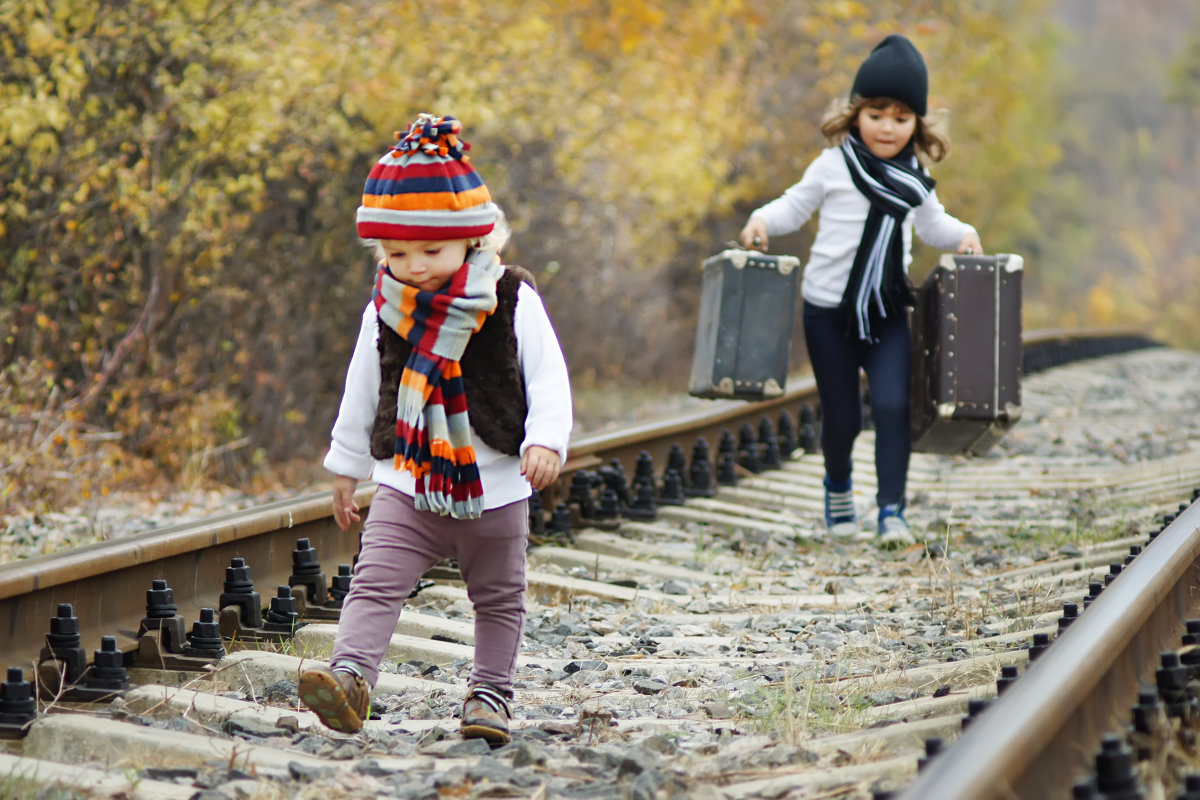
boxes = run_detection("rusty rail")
[900,502,1200,799]
[0,491,369,672]
[0,328,1166,696]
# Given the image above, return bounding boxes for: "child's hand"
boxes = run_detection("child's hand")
[739,219,769,251]
[957,231,983,255]
[521,445,561,491]
[332,475,361,531]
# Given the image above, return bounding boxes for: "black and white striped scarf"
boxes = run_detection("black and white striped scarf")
[838,132,935,341]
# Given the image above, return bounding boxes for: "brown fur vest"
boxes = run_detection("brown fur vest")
[370,267,535,460]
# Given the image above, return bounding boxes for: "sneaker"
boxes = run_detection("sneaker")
[299,664,370,733]
[878,503,915,549]
[823,476,859,539]
[460,684,512,745]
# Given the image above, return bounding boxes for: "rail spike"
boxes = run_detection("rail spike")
[39,603,87,697]
[0,667,36,739]
[289,538,327,607]
[686,438,715,498]
[1093,735,1141,800]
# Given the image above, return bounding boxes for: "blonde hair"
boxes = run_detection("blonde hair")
[476,205,511,253]
[819,96,950,164]
[365,205,512,261]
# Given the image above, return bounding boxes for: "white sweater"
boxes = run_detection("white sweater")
[324,282,573,510]
[750,147,977,308]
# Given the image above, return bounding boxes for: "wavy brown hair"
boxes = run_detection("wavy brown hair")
[819,96,950,164]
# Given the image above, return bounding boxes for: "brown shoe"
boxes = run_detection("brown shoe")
[460,684,512,745]
[299,664,369,733]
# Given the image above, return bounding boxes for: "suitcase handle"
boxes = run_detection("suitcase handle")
[724,238,766,251]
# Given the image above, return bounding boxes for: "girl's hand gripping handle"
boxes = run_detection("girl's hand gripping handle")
[739,218,769,252]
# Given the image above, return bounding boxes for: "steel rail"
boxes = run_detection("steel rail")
[0,328,1163,683]
[899,501,1200,800]
[0,490,369,673]
[559,327,1158,503]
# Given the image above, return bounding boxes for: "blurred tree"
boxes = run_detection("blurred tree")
[1166,23,1200,166]
[0,0,1084,511]
[0,0,368,499]
[1033,0,1200,347]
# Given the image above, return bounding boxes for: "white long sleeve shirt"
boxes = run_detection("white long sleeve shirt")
[750,147,977,308]
[324,281,573,510]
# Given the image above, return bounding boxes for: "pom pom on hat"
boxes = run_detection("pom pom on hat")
[850,34,928,116]
[357,114,498,241]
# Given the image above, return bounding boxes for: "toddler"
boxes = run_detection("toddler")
[300,114,572,743]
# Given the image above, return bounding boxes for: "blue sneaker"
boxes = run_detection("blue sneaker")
[823,476,859,538]
[878,503,914,549]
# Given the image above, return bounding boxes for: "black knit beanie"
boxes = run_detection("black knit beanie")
[850,34,928,116]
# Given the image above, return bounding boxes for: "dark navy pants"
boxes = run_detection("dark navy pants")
[802,301,910,508]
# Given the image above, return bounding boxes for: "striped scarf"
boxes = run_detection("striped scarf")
[373,248,502,518]
[838,132,935,341]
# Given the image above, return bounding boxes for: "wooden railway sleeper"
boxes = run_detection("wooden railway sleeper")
[899,487,1171,793]
[900,482,1200,799]
[0,333,1187,797]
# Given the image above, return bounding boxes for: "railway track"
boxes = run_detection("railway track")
[2,332,1200,799]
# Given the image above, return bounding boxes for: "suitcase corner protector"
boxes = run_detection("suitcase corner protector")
[763,378,784,397]
[1005,402,1023,422]
[936,402,957,420]
[1002,254,1025,273]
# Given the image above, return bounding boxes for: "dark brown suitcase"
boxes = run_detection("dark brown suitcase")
[910,253,1023,456]
[689,248,801,400]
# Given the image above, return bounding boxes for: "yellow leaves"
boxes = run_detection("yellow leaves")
[0,0,1086,496]
[1085,277,1120,326]
[1,100,46,148]
[514,12,553,41]
[816,39,839,66]
[24,19,60,56]
[829,1,870,22]
[557,0,670,55]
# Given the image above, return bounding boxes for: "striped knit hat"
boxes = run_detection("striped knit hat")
[356,114,498,241]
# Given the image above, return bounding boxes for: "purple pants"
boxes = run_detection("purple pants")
[330,485,529,693]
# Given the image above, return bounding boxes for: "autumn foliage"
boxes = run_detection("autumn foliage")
[2,0,1197,522]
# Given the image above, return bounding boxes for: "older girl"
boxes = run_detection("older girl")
[740,35,981,547]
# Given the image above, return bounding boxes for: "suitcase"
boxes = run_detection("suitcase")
[689,248,801,400]
[910,253,1024,456]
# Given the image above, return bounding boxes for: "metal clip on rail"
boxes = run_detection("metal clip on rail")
[286,537,360,616]
[38,604,131,700]
[218,557,307,644]
[287,537,337,619]
[0,667,36,739]
[132,579,227,671]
